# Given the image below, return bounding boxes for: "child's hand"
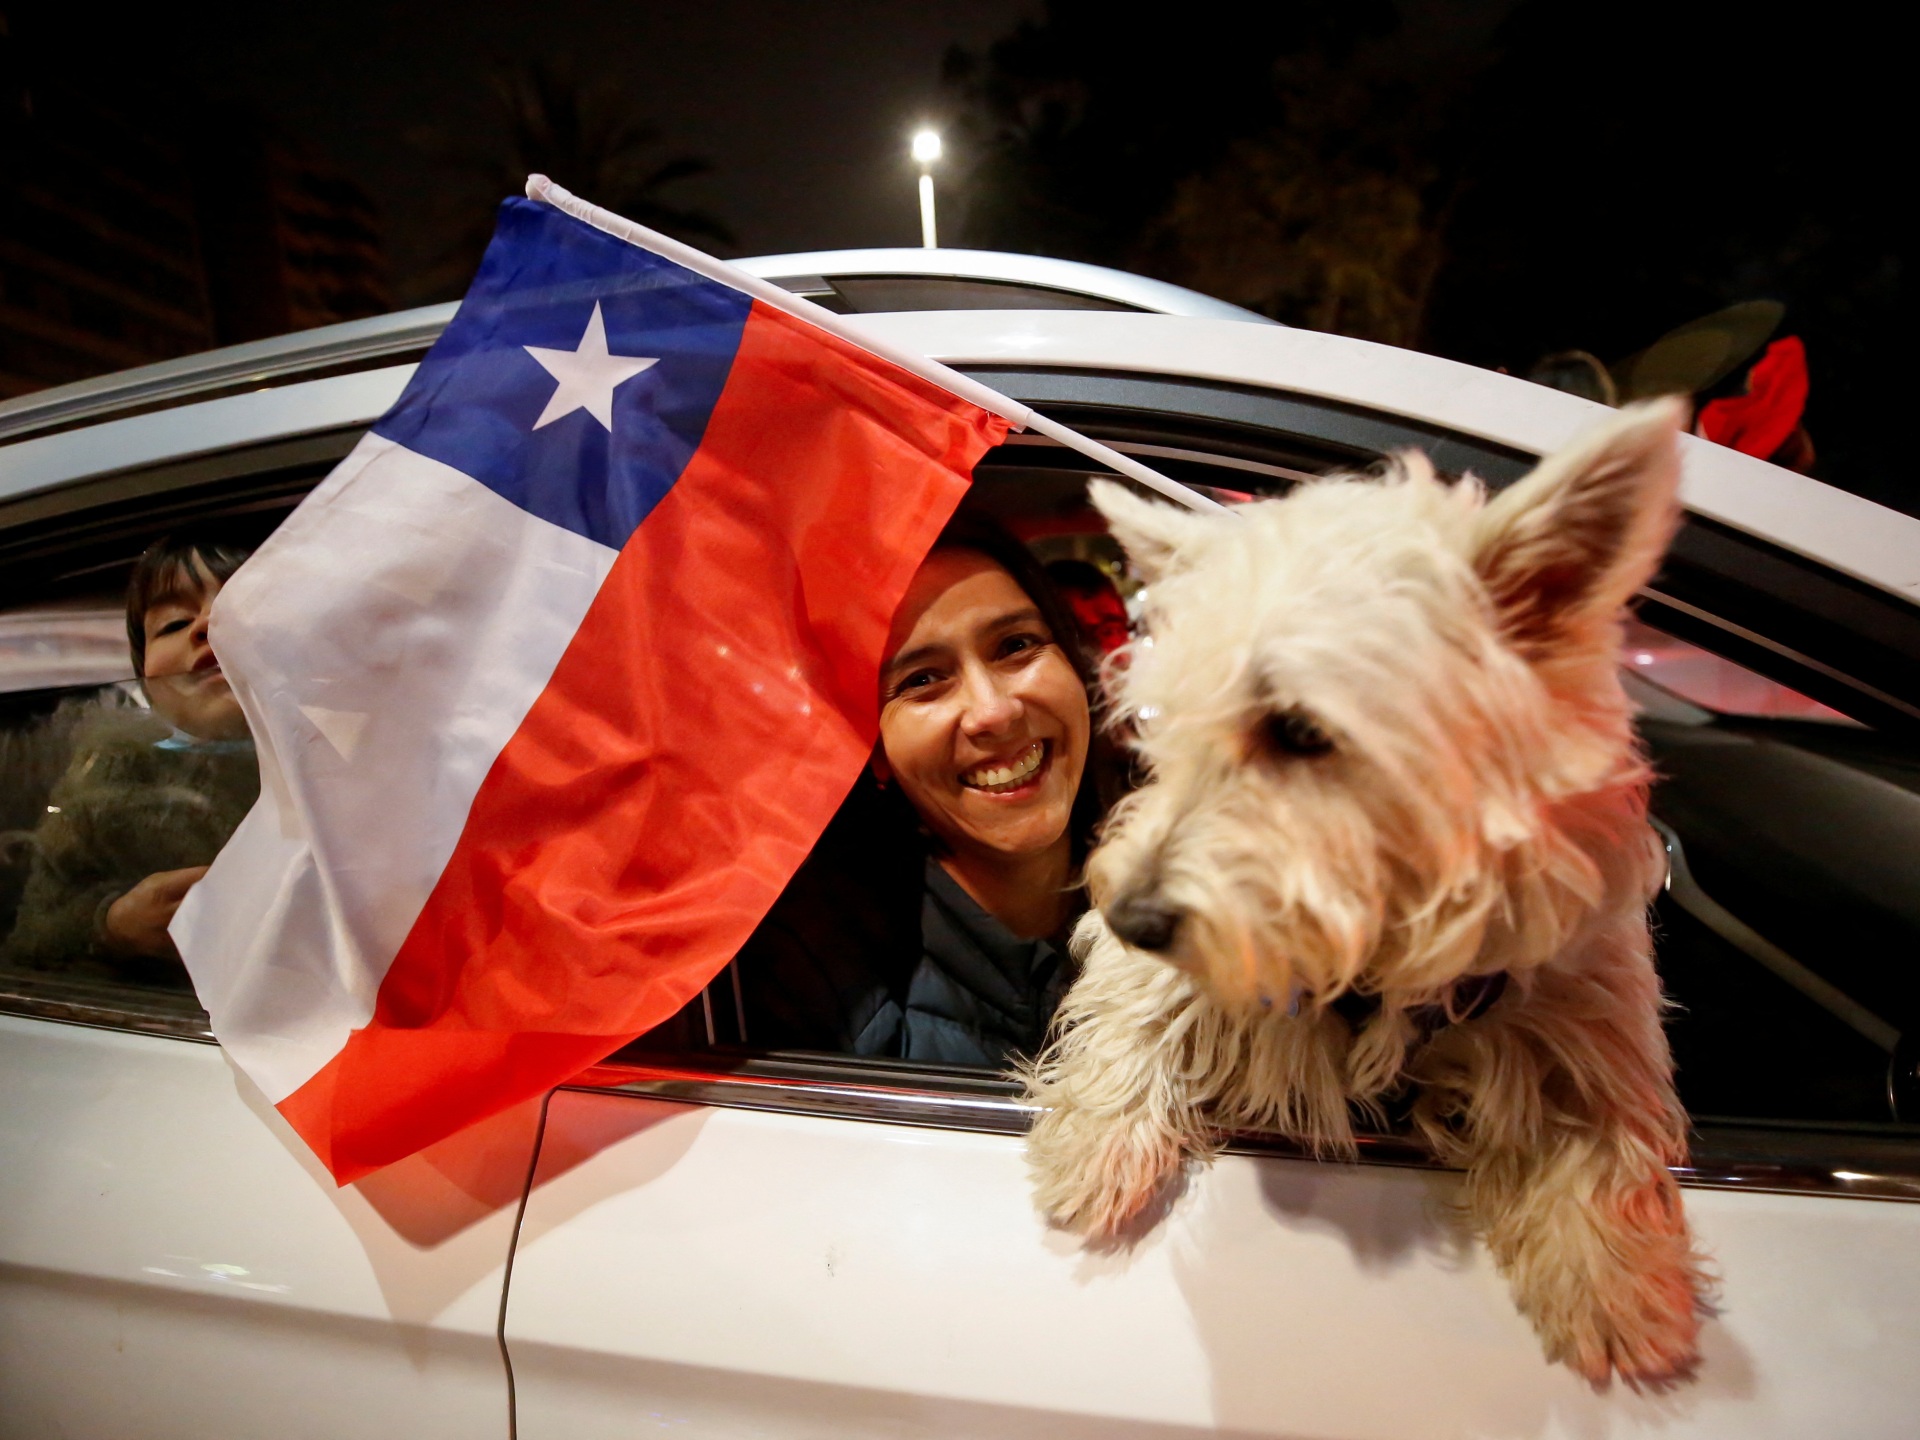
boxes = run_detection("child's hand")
[103,866,211,958]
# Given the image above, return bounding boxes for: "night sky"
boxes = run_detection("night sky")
[18,0,1036,284]
[8,0,1901,507]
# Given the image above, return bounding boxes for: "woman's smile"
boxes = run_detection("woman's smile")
[960,738,1050,794]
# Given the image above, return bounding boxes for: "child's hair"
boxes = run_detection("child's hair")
[125,527,254,677]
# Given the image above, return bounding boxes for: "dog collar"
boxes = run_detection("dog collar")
[1328,971,1509,1039]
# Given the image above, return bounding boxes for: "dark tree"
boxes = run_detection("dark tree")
[947,1,1902,509]
[1423,0,1902,507]
[1130,45,1457,346]
[413,59,733,301]
[942,0,1399,267]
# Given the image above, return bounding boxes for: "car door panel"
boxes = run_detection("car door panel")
[504,1086,1920,1438]
[0,1016,523,1440]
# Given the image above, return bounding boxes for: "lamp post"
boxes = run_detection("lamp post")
[911,129,941,249]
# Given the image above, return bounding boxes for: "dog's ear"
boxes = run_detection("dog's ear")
[1089,479,1209,584]
[1471,399,1684,658]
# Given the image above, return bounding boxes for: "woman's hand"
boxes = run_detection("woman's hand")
[102,866,211,958]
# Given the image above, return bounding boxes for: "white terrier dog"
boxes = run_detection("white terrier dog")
[1024,401,1709,1385]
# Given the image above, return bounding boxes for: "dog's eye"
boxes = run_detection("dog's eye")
[1260,707,1334,758]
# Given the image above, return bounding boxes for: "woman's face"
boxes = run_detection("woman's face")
[142,558,246,740]
[877,548,1091,867]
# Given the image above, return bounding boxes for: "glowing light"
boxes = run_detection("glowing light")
[911,130,942,248]
[1634,652,1656,665]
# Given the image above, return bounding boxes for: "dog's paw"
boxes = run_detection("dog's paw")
[1038,1155,1190,1250]
[1551,1285,1707,1391]
[1510,1191,1712,1388]
[1026,1103,1200,1245]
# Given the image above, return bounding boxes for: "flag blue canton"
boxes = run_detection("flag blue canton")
[373,199,753,550]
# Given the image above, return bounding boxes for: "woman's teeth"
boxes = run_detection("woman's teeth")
[962,740,1045,792]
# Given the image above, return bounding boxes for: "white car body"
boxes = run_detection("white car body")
[3,253,1917,1439]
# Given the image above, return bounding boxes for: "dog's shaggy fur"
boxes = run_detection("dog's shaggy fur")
[1023,401,1710,1385]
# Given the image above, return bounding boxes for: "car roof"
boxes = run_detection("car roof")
[730,248,1277,324]
[0,249,1271,447]
[1,302,1914,611]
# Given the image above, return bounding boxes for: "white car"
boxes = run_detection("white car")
[2,249,1917,1440]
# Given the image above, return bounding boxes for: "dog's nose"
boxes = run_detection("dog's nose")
[1107,894,1184,952]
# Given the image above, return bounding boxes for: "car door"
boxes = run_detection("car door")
[0,418,526,1440]
[500,373,1920,1438]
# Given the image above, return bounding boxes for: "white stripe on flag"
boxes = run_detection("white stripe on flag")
[173,434,618,1102]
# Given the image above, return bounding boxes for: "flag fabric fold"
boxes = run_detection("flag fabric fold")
[174,193,1009,1183]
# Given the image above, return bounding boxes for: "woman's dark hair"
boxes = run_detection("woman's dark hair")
[884,507,1128,863]
[125,527,254,677]
[931,510,1098,677]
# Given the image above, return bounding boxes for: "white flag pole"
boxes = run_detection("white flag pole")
[525,175,1229,517]
[1014,410,1233,514]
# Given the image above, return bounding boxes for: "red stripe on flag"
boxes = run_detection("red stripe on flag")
[280,300,1004,1183]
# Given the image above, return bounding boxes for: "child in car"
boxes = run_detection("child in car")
[1,529,259,985]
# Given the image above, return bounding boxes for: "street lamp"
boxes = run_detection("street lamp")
[911,128,941,249]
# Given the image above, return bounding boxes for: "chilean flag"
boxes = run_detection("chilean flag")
[174,187,1012,1183]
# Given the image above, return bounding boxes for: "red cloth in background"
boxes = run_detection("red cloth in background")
[1696,336,1808,460]
[1062,583,1132,657]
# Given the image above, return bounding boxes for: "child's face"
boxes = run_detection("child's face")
[142,556,247,741]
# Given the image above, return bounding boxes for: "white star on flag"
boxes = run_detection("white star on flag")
[524,301,658,431]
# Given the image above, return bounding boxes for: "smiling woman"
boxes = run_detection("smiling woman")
[711,511,1117,1067]
[875,544,1092,940]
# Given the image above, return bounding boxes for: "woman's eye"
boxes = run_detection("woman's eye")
[999,631,1048,659]
[894,669,940,696]
[152,618,190,638]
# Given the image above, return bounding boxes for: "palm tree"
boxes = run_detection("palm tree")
[415,59,733,300]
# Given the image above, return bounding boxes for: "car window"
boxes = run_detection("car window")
[0,672,254,971]
[777,275,1145,316]
[1635,635,1920,1126]
[0,501,278,1034]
